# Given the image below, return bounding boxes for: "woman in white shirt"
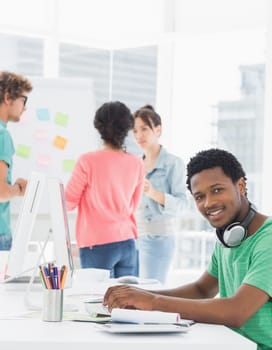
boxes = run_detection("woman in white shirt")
[133,105,187,284]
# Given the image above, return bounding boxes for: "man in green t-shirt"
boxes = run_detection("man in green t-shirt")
[0,71,33,250]
[103,148,272,350]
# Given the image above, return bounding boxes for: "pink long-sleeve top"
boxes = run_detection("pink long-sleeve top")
[65,150,144,248]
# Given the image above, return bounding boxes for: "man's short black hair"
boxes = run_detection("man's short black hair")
[186,148,247,192]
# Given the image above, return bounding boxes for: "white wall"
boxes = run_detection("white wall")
[2,0,272,274]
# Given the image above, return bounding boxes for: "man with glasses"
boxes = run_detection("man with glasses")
[0,71,32,250]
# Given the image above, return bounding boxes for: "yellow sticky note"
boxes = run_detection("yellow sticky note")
[55,112,69,127]
[63,159,76,172]
[52,135,68,150]
[16,144,31,158]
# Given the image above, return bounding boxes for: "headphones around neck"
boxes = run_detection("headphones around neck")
[215,203,256,248]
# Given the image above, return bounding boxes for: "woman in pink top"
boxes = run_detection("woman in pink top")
[65,101,144,277]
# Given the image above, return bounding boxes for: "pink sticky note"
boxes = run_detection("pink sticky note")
[34,129,49,140]
[37,155,51,166]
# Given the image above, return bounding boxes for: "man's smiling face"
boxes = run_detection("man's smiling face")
[190,166,246,229]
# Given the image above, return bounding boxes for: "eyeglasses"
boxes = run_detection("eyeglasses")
[20,95,28,106]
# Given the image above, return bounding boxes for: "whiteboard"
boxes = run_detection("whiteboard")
[9,78,99,214]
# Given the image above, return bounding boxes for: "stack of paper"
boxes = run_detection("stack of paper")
[111,308,181,324]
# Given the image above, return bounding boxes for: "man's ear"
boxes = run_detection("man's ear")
[3,92,11,105]
[237,177,246,195]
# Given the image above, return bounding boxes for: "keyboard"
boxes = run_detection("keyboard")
[1,275,41,284]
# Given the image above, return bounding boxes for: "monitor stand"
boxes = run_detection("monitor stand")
[23,229,78,312]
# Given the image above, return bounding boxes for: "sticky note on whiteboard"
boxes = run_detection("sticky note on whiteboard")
[52,135,68,150]
[55,112,69,127]
[63,159,76,172]
[37,108,50,121]
[37,155,51,166]
[34,129,49,140]
[16,144,31,158]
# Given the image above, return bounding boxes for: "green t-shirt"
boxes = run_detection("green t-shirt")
[208,217,272,350]
[0,120,15,236]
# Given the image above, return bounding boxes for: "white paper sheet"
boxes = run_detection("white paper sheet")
[111,308,180,324]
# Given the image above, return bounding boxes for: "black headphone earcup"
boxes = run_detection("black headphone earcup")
[215,228,226,246]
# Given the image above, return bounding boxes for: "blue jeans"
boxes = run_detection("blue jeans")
[138,235,175,284]
[0,234,12,251]
[79,239,137,278]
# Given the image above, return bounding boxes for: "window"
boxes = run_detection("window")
[0,34,43,76]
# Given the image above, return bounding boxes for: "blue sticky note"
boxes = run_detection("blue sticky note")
[36,108,50,121]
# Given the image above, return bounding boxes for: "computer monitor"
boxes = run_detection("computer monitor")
[47,177,74,287]
[5,172,46,279]
[4,172,74,287]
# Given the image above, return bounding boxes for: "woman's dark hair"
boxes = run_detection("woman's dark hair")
[133,104,161,129]
[94,101,133,149]
[186,148,247,193]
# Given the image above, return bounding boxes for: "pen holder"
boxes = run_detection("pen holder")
[42,289,63,322]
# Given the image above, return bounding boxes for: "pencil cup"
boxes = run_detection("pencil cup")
[42,289,63,322]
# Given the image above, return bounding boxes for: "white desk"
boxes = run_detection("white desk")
[0,283,257,350]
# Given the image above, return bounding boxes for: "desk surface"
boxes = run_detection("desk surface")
[0,282,256,350]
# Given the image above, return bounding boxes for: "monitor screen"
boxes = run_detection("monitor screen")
[5,172,74,286]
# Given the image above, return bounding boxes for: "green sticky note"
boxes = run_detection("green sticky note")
[16,144,31,158]
[55,112,69,126]
[63,159,76,172]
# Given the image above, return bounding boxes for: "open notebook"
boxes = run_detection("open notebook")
[84,307,194,333]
